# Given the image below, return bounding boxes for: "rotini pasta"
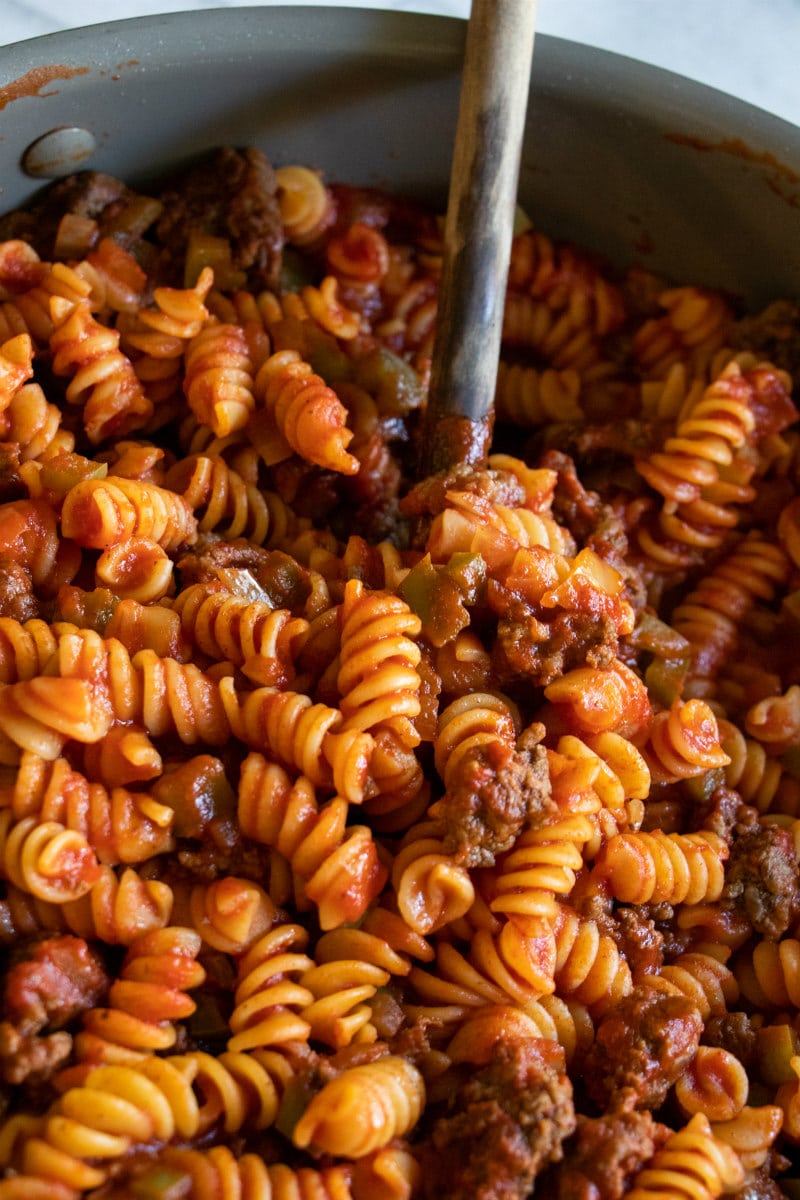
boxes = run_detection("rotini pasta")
[0,145,799,1199]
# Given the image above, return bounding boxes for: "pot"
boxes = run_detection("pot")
[1,6,799,307]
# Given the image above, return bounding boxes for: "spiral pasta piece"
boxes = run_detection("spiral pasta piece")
[237,753,386,929]
[429,487,570,560]
[736,937,800,1008]
[171,582,308,678]
[674,1046,749,1123]
[275,165,335,245]
[544,661,651,738]
[94,537,173,603]
[301,274,361,339]
[54,628,229,746]
[551,905,632,1015]
[49,298,153,443]
[633,286,734,379]
[327,220,391,284]
[626,1112,744,1200]
[671,533,790,690]
[170,876,277,954]
[293,1055,425,1158]
[254,349,359,474]
[300,954,390,1049]
[635,358,795,564]
[378,273,438,361]
[221,679,372,803]
[409,916,557,1017]
[0,617,59,684]
[446,999,593,1068]
[171,1049,296,1139]
[391,820,476,935]
[135,1146,365,1200]
[0,809,99,903]
[58,865,173,946]
[0,674,111,762]
[646,952,739,1020]
[3,749,174,865]
[710,1104,783,1172]
[0,497,67,589]
[494,361,583,426]
[60,474,197,551]
[337,578,422,746]
[745,685,800,755]
[593,829,728,905]
[502,292,602,373]
[228,923,315,1053]
[488,813,598,926]
[166,452,270,544]
[0,867,171,949]
[434,691,519,792]
[554,732,649,856]
[0,333,33,413]
[3,1057,199,1193]
[0,251,93,345]
[70,927,205,1073]
[120,265,213,403]
[718,718,786,813]
[642,698,730,785]
[182,319,256,438]
[0,380,72,462]
[508,228,626,333]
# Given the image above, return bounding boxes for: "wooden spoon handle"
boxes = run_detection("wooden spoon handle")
[420,0,537,476]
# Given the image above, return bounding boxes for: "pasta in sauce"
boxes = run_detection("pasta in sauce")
[0,145,796,1199]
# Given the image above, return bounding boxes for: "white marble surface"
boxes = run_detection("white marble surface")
[3,0,800,129]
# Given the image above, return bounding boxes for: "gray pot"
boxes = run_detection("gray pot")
[1,6,799,307]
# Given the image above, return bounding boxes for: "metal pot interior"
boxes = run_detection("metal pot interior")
[1,6,799,306]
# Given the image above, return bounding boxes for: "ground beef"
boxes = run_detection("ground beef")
[154,146,283,289]
[724,824,800,939]
[702,1011,758,1069]
[696,783,745,840]
[0,558,38,621]
[0,935,108,1084]
[0,1023,74,1086]
[732,300,800,392]
[729,1165,793,1200]
[3,935,108,1028]
[612,907,664,980]
[490,593,621,688]
[557,1102,669,1200]
[584,985,703,1110]
[0,445,23,505]
[419,1039,575,1200]
[176,536,271,583]
[638,793,687,834]
[431,725,552,868]
[335,433,404,545]
[539,449,647,609]
[400,463,527,524]
[0,171,131,257]
[176,540,313,614]
[540,421,661,466]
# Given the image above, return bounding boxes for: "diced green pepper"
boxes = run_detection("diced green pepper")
[644,655,691,708]
[684,767,725,805]
[399,554,470,647]
[353,346,425,416]
[757,1022,800,1086]
[130,1167,192,1200]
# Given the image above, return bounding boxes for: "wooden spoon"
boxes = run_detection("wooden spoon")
[419,0,538,477]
